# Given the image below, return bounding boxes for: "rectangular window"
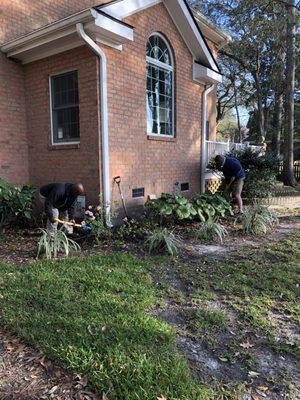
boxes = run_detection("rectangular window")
[181,182,189,192]
[50,71,80,144]
[132,188,145,198]
[146,64,173,137]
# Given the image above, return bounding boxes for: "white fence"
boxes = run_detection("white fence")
[205,140,263,166]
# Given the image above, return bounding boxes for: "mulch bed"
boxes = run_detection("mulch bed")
[0,326,99,400]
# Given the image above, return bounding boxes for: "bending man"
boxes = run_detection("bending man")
[215,155,245,214]
[39,182,85,233]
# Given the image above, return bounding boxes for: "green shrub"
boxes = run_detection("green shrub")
[193,218,228,243]
[37,229,80,259]
[145,227,180,256]
[0,178,36,227]
[146,193,232,224]
[236,203,278,235]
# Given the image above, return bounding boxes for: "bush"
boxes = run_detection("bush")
[145,227,180,256]
[236,203,278,235]
[0,178,36,227]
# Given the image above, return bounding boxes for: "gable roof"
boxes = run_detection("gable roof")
[96,0,220,71]
[1,0,224,79]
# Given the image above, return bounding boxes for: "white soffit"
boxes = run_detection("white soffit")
[1,9,134,64]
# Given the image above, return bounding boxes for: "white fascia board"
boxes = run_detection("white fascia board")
[163,0,219,72]
[100,0,162,19]
[193,63,222,84]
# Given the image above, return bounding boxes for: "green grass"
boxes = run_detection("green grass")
[188,308,228,333]
[175,232,300,356]
[0,254,211,400]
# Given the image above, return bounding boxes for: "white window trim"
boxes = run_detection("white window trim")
[49,69,80,146]
[146,32,175,138]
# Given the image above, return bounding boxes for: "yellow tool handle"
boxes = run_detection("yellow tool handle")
[54,218,82,228]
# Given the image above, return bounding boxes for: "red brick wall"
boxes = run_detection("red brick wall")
[0,53,29,185]
[24,46,101,201]
[104,3,205,207]
[0,0,111,43]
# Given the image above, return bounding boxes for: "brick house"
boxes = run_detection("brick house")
[0,0,228,211]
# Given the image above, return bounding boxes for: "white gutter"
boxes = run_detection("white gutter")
[76,23,111,226]
[200,84,215,194]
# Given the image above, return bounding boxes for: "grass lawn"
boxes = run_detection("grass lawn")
[0,230,299,399]
[173,231,300,357]
[0,254,211,400]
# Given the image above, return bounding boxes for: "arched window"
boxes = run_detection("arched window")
[146,33,174,137]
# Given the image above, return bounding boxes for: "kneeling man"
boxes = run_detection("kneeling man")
[39,182,85,233]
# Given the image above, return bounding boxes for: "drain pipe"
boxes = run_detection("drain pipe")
[76,23,111,226]
[200,84,215,194]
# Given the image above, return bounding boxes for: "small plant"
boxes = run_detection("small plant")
[193,218,228,243]
[83,196,119,243]
[145,227,180,256]
[237,204,278,235]
[37,229,80,259]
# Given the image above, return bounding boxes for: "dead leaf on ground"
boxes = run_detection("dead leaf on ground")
[240,340,254,349]
[157,396,167,400]
[248,371,260,378]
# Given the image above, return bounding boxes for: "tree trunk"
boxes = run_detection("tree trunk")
[271,92,283,157]
[282,0,297,186]
[233,79,242,142]
[253,71,265,144]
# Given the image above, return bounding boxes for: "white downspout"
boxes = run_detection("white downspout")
[76,23,111,226]
[200,84,215,194]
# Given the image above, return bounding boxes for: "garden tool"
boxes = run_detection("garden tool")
[113,176,129,219]
[54,218,91,232]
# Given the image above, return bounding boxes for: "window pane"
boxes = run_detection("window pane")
[53,106,79,142]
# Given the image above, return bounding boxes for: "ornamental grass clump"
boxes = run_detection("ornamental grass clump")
[237,204,278,235]
[194,218,228,243]
[37,229,80,259]
[145,227,180,256]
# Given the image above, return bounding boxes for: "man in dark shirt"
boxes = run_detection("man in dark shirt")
[215,155,245,214]
[39,182,85,233]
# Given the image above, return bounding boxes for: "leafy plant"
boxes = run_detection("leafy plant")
[151,193,197,220]
[193,218,228,243]
[193,193,233,222]
[0,179,36,227]
[114,218,157,242]
[237,204,278,235]
[145,227,180,256]
[37,229,80,259]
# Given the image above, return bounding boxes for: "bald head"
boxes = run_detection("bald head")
[215,155,225,169]
[72,183,85,196]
